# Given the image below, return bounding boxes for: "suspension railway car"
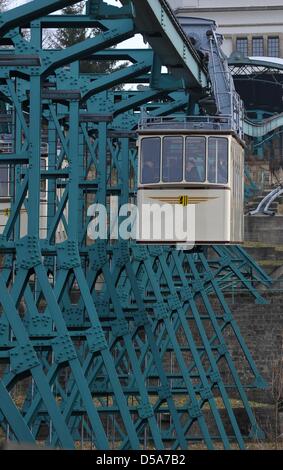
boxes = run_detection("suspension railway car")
[137,118,244,244]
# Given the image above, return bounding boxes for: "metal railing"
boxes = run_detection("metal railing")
[249,184,283,215]
[139,115,237,132]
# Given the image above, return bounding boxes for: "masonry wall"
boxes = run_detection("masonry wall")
[227,293,283,395]
[225,292,283,438]
[245,216,283,244]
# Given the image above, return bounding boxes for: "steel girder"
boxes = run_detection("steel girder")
[0,0,271,450]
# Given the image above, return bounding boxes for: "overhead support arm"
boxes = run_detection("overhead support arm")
[0,0,79,36]
[81,58,152,100]
[120,0,208,90]
[39,0,133,27]
[41,20,135,75]
[90,49,154,64]
[113,89,170,116]
[148,92,189,117]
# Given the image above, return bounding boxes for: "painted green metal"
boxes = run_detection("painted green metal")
[127,0,208,89]
[0,1,79,35]
[229,55,283,73]
[0,0,271,450]
[244,113,283,137]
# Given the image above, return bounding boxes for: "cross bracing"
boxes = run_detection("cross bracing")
[0,0,272,449]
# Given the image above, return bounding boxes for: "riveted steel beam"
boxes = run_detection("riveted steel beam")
[0,0,79,35]
[121,0,208,89]
[0,0,270,451]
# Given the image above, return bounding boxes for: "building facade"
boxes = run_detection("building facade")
[167,0,283,58]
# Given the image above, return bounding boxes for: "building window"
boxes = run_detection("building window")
[185,137,206,183]
[268,37,280,57]
[236,38,248,56]
[252,37,264,56]
[141,137,161,184]
[208,138,228,185]
[162,136,183,183]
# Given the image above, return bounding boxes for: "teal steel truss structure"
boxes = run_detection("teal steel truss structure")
[0,0,271,449]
